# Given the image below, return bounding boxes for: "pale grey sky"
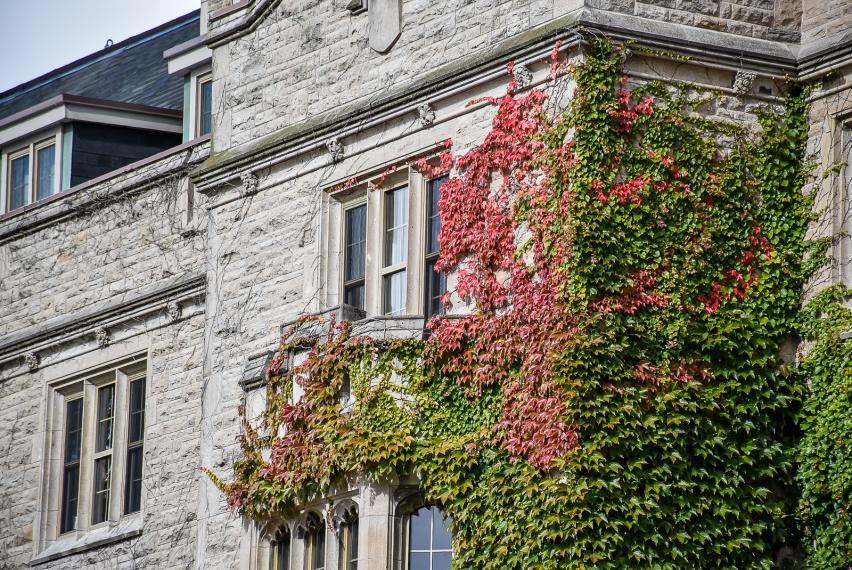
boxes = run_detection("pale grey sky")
[0,0,200,92]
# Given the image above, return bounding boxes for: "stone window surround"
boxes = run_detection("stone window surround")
[323,160,454,320]
[0,126,62,215]
[31,338,150,565]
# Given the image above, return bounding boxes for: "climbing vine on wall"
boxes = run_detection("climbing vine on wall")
[207,38,848,568]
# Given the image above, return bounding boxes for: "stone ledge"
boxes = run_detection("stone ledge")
[29,516,142,566]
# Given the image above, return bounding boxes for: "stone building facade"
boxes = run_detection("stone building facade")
[0,0,850,568]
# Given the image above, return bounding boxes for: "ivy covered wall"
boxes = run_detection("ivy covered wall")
[209,39,851,569]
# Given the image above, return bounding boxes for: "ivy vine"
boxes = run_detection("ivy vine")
[208,38,851,568]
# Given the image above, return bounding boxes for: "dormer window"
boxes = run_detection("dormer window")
[5,135,58,212]
[197,74,213,137]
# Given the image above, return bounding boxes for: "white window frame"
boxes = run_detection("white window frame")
[325,163,450,318]
[0,128,62,214]
[35,355,148,558]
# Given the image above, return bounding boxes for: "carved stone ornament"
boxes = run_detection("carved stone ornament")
[327,139,345,163]
[25,352,40,371]
[418,103,436,128]
[240,171,259,197]
[95,327,110,348]
[512,64,533,89]
[732,71,757,95]
[166,301,182,322]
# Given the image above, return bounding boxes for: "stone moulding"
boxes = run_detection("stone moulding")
[0,273,206,369]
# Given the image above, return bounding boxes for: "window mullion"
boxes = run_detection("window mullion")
[76,382,98,531]
[109,371,130,522]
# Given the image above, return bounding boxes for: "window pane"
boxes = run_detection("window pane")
[344,282,365,311]
[64,398,83,464]
[383,270,406,315]
[128,378,145,444]
[275,532,290,570]
[409,552,430,570]
[36,144,55,200]
[200,80,212,136]
[60,398,83,534]
[311,525,326,570]
[409,507,431,551]
[384,186,408,266]
[426,176,445,254]
[432,552,453,570]
[432,508,452,550]
[96,385,115,452]
[92,456,111,524]
[9,154,29,210]
[344,205,367,282]
[424,258,446,321]
[124,446,143,514]
[348,519,358,570]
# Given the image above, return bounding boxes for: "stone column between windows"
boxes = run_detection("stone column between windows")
[359,479,394,570]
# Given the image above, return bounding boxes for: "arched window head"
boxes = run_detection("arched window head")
[303,512,326,570]
[337,504,359,570]
[407,505,452,570]
[272,526,291,570]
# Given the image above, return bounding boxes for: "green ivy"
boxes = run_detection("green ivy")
[207,39,852,569]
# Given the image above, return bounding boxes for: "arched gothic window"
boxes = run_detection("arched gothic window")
[304,512,326,570]
[272,526,291,570]
[337,504,359,570]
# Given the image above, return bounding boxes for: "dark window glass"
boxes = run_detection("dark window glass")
[343,204,367,310]
[9,154,29,210]
[383,270,406,316]
[124,377,145,514]
[60,398,83,533]
[200,79,212,136]
[36,144,55,200]
[307,516,326,570]
[424,177,447,320]
[274,529,290,570]
[95,385,115,452]
[92,456,111,524]
[92,385,115,524]
[408,505,452,570]
[339,516,358,570]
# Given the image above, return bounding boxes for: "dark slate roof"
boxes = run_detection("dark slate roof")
[0,11,199,121]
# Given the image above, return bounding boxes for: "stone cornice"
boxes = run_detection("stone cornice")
[0,272,205,367]
[191,7,809,194]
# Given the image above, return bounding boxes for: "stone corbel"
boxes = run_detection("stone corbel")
[732,70,757,95]
[166,301,183,323]
[512,64,533,89]
[240,171,259,197]
[24,351,39,371]
[95,327,110,348]
[418,103,435,128]
[368,0,401,53]
[327,139,345,163]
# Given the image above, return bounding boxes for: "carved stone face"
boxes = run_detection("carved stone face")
[95,327,110,348]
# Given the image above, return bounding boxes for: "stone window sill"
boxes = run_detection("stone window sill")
[30,516,142,566]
